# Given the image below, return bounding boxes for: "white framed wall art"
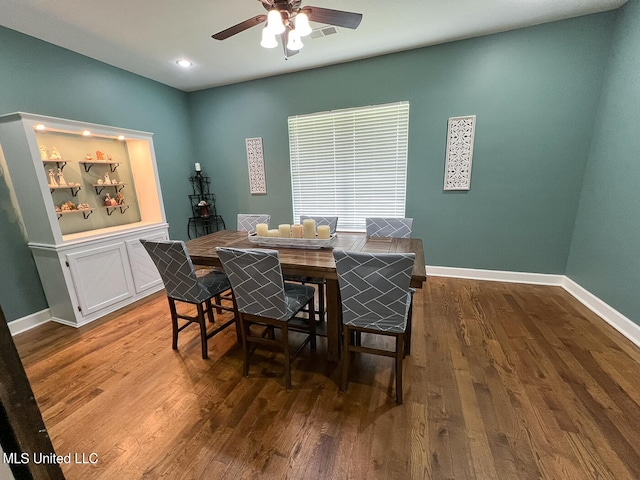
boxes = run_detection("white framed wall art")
[246,137,267,194]
[444,115,476,191]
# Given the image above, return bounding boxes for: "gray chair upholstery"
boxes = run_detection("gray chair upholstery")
[365,217,413,238]
[140,239,235,359]
[333,250,415,404]
[299,215,338,235]
[237,214,271,234]
[217,247,316,389]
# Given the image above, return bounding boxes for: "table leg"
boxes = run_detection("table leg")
[326,278,340,363]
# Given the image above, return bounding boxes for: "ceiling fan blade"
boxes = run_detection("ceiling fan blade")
[212,14,267,40]
[303,6,363,30]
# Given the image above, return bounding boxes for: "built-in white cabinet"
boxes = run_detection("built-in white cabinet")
[0,112,169,327]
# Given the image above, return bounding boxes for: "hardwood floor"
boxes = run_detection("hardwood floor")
[13,278,640,479]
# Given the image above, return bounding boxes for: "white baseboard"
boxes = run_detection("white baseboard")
[426,266,564,286]
[8,308,51,336]
[426,265,640,349]
[561,277,640,349]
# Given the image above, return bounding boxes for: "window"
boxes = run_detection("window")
[288,101,410,232]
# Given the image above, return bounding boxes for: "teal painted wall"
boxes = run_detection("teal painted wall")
[0,26,194,322]
[188,13,615,274]
[566,0,640,325]
[0,10,629,326]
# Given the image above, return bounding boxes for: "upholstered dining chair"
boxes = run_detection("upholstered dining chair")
[217,247,316,389]
[237,214,271,234]
[333,250,415,404]
[286,215,339,323]
[299,215,339,235]
[365,217,413,238]
[140,239,236,359]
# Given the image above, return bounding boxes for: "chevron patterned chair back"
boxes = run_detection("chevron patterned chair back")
[237,214,271,234]
[365,217,413,238]
[333,250,415,404]
[217,247,316,389]
[140,239,235,359]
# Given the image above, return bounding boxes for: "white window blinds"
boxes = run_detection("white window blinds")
[288,101,410,232]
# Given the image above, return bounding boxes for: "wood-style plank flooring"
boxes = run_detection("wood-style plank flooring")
[13,277,640,479]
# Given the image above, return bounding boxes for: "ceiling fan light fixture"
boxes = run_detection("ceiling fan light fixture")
[287,29,304,51]
[266,9,285,35]
[295,11,312,37]
[260,27,278,48]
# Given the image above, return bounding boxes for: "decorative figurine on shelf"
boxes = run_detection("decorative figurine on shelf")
[96,151,105,161]
[197,200,210,217]
[60,201,76,211]
[77,203,91,210]
[107,154,113,162]
[85,153,93,161]
[49,147,62,160]
[104,193,117,206]
[115,193,125,205]
[103,172,111,184]
[97,179,104,185]
[48,169,58,187]
[56,167,67,186]
[111,178,119,185]
[39,145,48,160]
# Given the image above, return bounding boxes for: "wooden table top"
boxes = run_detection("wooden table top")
[187,230,427,288]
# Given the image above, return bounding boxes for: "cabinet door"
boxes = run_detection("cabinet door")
[66,243,135,316]
[126,232,167,294]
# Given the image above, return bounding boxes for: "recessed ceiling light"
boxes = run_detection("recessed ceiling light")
[82,130,91,136]
[35,124,46,130]
[118,135,125,141]
[176,59,193,68]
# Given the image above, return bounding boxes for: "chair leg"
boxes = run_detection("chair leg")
[282,322,291,389]
[240,314,250,377]
[214,294,223,314]
[341,325,351,392]
[396,333,404,404]
[168,298,179,350]
[205,298,215,323]
[308,298,316,351]
[318,283,326,323]
[197,302,208,359]
[405,301,413,357]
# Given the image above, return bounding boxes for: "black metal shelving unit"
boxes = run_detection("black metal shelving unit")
[187,170,225,239]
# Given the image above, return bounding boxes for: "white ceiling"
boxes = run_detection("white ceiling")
[0,0,626,92]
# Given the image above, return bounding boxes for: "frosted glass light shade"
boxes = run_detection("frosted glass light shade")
[266,9,285,35]
[287,29,304,51]
[260,28,278,48]
[295,12,312,37]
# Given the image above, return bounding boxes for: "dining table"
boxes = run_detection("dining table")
[186,230,427,362]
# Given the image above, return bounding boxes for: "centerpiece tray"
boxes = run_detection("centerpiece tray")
[247,233,337,249]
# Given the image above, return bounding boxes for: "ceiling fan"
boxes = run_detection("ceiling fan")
[212,0,363,59]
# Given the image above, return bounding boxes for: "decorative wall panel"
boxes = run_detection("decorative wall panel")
[246,137,267,194]
[444,115,476,191]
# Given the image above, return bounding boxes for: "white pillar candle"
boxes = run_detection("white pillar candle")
[303,218,316,239]
[194,162,201,172]
[278,224,291,238]
[291,224,303,238]
[267,229,280,237]
[255,223,269,237]
[317,225,331,239]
